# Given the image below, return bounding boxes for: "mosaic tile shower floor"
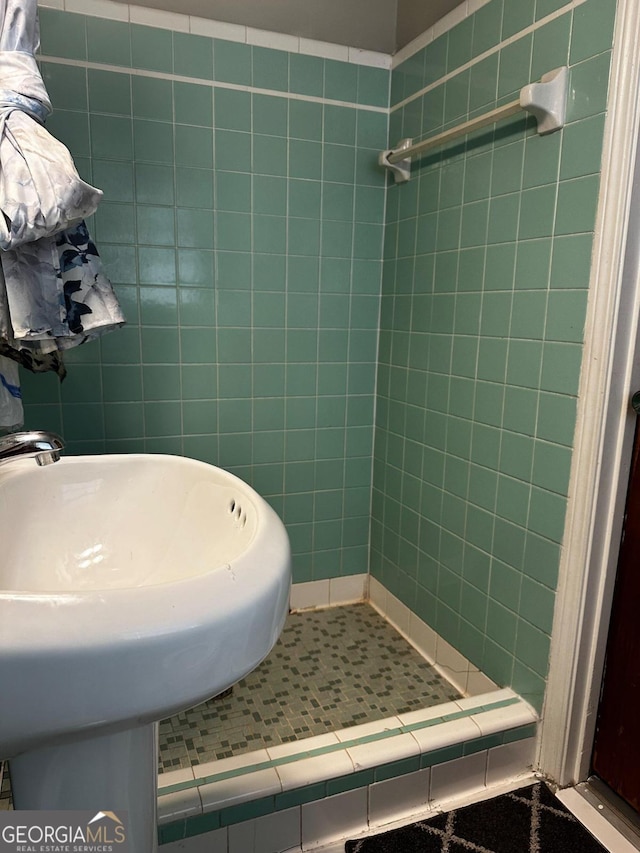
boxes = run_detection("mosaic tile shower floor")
[158,602,460,772]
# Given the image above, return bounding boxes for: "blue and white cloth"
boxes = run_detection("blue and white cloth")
[0,0,125,429]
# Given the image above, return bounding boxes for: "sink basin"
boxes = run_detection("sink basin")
[0,453,291,850]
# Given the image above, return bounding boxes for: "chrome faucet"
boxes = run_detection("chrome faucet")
[0,431,64,467]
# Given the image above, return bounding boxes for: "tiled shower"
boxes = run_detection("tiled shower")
[22,0,616,829]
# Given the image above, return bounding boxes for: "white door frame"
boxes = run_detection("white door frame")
[538,0,640,786]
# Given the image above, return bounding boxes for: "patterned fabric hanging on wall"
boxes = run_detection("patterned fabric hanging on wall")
[0,0,125,429]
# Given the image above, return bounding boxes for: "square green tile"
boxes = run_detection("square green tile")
[137,205,175,246]
[132,75,172,121]
[144,401,181,436]
[181,364,217,400]
[174,81,213,127]
[173,31,213,79]
[496,474,531,526]
[518,185,556,240]
[532,438,572,495]
[444,70,470,124]
[131,23,172,73]
[566,54,611,123]
[324,59,358,103]
[555,175,600,236]
[324,105,357,146]
[102,365,142,403]
[570,0,616,64]
[447,17,473,72]
[560,114,606,181]
[134,163,174,206]
[178,249,214,286]
[90,114,131,160]
[214,87,250,131]
[251,133,286,176]
[487,193,520,244]
[217,289,251,327]
[253,94,288,137]
[217,251,251,289]
[531,13,570,83]
[536,391,576,446]
[213,39,251,85]
[142,364,181,401]
[515,619,550,678]
[39,8,87,61]
[545,290,588,343]
[133,119,174,164]
[289,99,323,141]
[177,208,214,249]
[472,0,504,57]
[214,130,251,172]
[502,0,535,39]
[141,327,179,364]
[289,53,324,97]
[540,342,582,394]
[175,124,213,168]
[497,36,533,100]
[94,203,135,245]
[252,46,289,92]
[139,247,177,285]
[178,286,216,326]
[505,340,542,389]
[42,62,88,112]
[176,167,214,209]
[85,17,131,67]
[180,327,216,363]
[139,286,178,325]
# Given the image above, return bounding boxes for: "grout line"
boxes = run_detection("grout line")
[37,54,388,114]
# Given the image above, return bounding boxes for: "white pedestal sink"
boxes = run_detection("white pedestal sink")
[0,454,291,852]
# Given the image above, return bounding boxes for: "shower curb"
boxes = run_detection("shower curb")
[157,688,537,845]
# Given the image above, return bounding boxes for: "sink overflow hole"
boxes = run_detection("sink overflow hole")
[228,499,247,527]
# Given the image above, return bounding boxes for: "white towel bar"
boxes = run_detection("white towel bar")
[380,66,569,183]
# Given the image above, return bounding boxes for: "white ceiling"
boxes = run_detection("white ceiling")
[109,0,463,54]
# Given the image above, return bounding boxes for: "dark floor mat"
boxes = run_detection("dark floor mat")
[345,783,607,852]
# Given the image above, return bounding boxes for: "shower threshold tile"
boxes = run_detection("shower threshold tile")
[158,602,461,772]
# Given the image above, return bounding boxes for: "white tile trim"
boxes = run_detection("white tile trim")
[329,573,368,604]
[299,38,349,63]
[246,27,300,54]
[368,766,431,827]
[325,775,538,853]
[129,4,189,32]
[64,0,127,20]
[289,579,330,611]
[301,787,369,850]
[189,17,245,43]
[37,0,391,68]
[289,575,368,610]
[198,767,282,814]
[429,750,489,806]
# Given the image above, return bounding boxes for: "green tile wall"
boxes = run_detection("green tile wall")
[372,0,616,710]
[24,9,388,584]
[24,1,621,712]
